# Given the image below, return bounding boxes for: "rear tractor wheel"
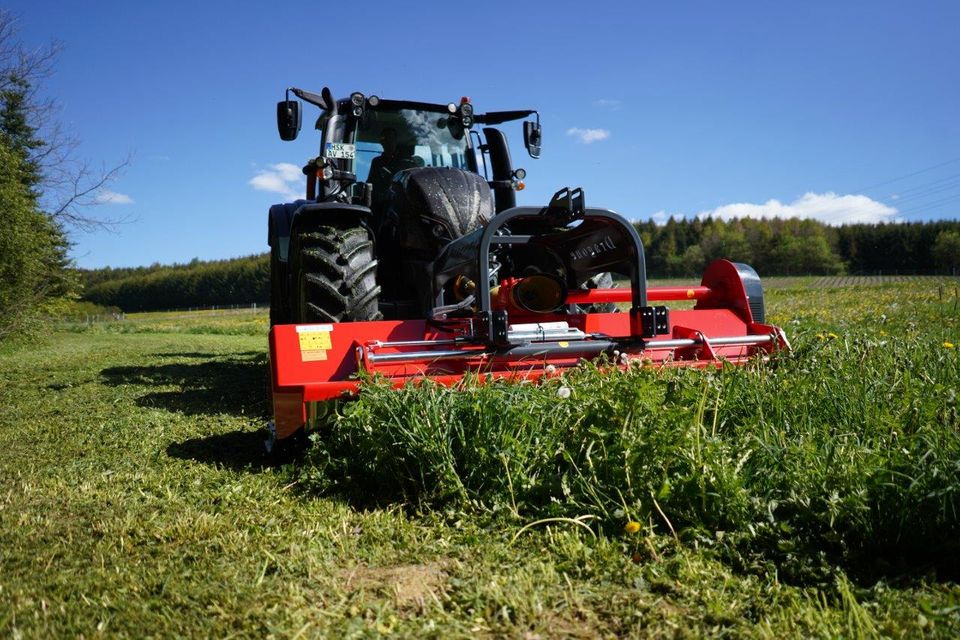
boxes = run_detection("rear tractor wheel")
[290,220,382,323]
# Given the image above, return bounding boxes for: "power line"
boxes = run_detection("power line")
[890,172,960,197]
[895,192,960,217]
[851,157,960,194]
[888,180,960,206]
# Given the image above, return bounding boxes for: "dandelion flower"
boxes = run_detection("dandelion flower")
[557,386,571,399]
[624,521,641,535]
[828,332,839,339]
[815,334,825,340]
[945,342,956,349]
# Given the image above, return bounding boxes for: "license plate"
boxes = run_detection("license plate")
[324,143,355,160]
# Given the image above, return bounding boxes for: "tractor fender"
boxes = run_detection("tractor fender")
[268,201,307,263]
[269,201,371,263]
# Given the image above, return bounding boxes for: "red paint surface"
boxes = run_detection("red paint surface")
[268,261,787,439]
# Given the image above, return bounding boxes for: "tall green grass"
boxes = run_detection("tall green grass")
[303,321,960,583]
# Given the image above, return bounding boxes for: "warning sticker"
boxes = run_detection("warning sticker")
[296,325,333,361]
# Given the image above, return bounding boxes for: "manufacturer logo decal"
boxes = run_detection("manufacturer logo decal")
[570,235,617,262]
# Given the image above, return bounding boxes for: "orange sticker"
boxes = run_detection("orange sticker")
[301,349,327,362]
[297,325,332,361]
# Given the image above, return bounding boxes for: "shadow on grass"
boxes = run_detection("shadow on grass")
[152,350,262,359]
[165,429,304,472]
[100,350,308,472]
[100,351,271,418]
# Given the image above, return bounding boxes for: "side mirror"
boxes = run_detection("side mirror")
[277,100,301,141]
[523,120,542,159]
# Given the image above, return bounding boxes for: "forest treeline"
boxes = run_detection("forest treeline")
[637,216,960,277]
[81,255,270,312]
[81,218,960,313]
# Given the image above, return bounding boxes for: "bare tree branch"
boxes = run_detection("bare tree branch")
[1,9,131,233]
[48,155,136,231]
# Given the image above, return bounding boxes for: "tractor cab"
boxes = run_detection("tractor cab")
[277,88,541,213]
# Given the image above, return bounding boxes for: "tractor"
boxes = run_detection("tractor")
[265,87,788,446]
[268,87,549,326]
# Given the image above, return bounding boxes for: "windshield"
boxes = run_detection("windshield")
[351,108,472,206]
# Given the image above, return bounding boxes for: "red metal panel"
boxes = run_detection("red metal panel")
[697,260,753,323]
[270,307,767,405]
[267,263,783,439]
[272,319,431,392]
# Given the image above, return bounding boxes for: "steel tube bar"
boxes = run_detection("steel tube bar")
[367,334,773,365]
[566,286,712,305]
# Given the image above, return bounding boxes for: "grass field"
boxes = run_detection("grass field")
[2,277,959,637]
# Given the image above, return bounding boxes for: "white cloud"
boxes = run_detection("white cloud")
[95,190,134,205]
[650,210,672,224]
[697,192,898,225]
[249,163,303,200]
[593,99,622,110]
[566,127,611,144]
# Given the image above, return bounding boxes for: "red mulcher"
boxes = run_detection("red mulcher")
[266,88,788,445]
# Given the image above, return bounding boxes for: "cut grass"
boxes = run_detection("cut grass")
[1,280,959,637]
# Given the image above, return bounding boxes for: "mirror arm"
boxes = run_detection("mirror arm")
[291,87,330,110]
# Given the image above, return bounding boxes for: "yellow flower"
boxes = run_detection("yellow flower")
[815,334,825,340]
[945,342,956,349]
[828,332,839,340]
[624,521,641,535]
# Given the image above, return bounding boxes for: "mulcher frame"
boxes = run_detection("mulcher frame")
[268,197,789,440]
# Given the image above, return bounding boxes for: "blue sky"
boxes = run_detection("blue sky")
[7,0,960,269]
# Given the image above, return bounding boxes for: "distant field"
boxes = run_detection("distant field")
[76,274,951,320]
[59,305,270,336]
[68,274,958,327]
[2,278,959,637]
[649,273,952,289]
